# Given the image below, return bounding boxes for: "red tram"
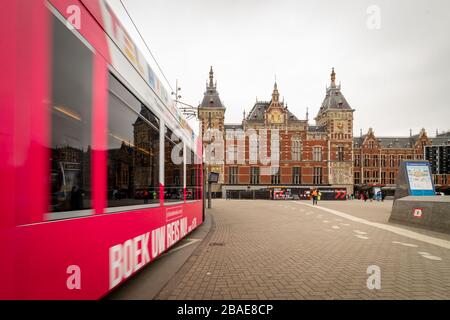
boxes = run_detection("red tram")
[0,0,203,299]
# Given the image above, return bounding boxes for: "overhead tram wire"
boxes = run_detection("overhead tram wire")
[119,0,174,94]
[119,0,200,121]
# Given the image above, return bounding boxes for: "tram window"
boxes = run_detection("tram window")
[186,148,201,200]
[165,127,184,202]
[49,15,93,217]
[107,74,160,208]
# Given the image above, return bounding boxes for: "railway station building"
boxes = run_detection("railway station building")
[198,67,450,199]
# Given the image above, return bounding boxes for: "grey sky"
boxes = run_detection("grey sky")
[112,0,450,137]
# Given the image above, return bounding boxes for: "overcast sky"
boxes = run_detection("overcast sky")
[111,0,450,137]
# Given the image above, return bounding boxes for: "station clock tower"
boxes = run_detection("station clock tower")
[197,67,226,189]
[315,68,355,193]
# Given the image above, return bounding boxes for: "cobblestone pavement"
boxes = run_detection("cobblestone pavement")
[157,200,450,300]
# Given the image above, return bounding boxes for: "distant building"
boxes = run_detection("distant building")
[197,67,450,198]
[353,128,431,195]
[198,67,354,198]
[354,129,450,195]
[425,131,450,192]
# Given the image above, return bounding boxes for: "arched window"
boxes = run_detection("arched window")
[338,146,344,162]
[291,138,302,161]
[313,146,322,162]
[249,135,258,164]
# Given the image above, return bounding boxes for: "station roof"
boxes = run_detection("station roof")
[430,131,450,146]
[308,125,327,133]
[199,66,225,109]
[316,68,353,118]
[245,101,300,123]
[353,136,418,148]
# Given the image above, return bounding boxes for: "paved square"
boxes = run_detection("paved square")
[157,200,450,300]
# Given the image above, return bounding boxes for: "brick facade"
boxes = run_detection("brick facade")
[353,128,430,190]
[198,67,450,197]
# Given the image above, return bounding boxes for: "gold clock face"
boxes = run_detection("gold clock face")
[269,111,283,124]
[336,122,345,132]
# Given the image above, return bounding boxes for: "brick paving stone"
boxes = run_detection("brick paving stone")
[157,200,450,300]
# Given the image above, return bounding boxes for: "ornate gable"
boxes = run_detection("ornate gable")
[265,82,287,125]
[414,128,431,149]
[362,128,381,148]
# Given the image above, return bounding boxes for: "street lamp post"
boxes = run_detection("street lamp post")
[172,82,213,209]
[207,165,212,209]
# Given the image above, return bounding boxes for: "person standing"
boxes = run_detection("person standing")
[312,189,318,205]
[143,189,149,204]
